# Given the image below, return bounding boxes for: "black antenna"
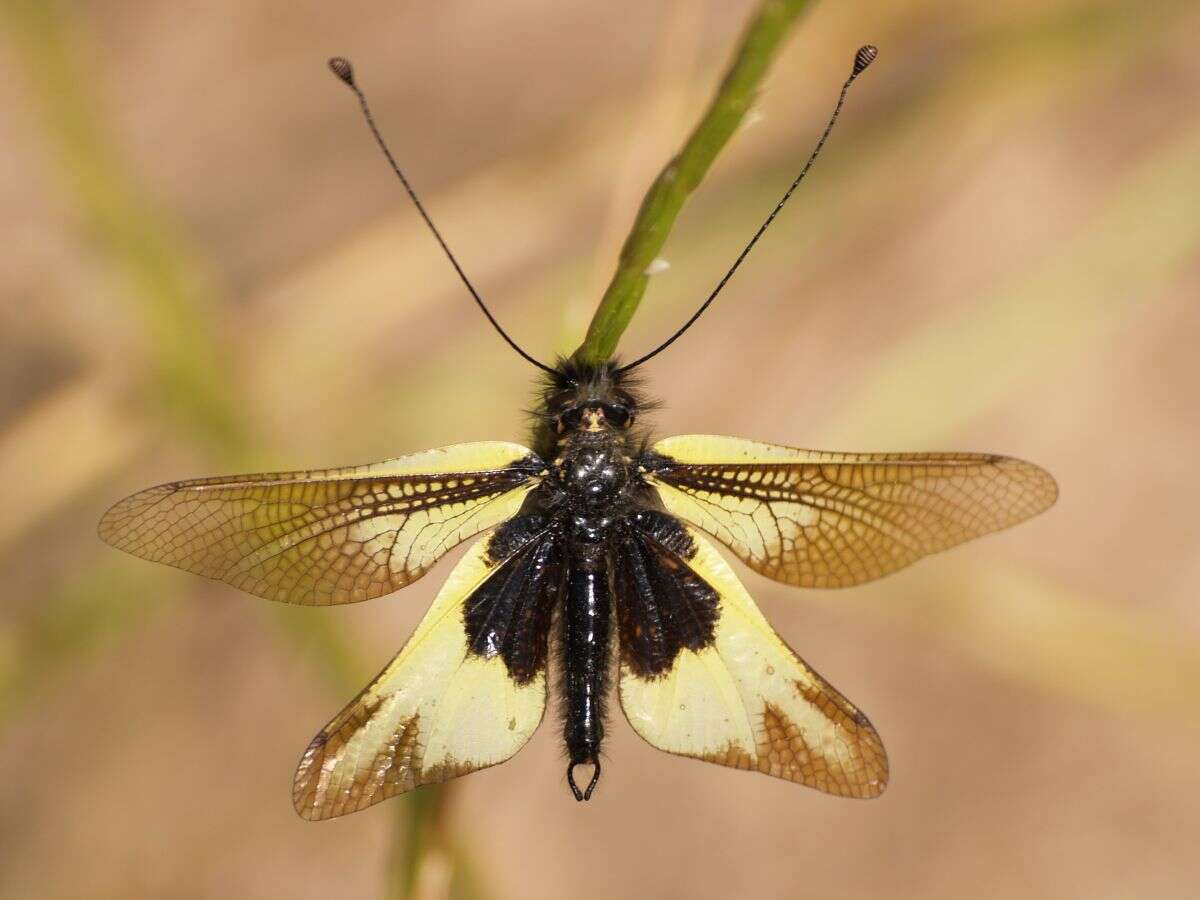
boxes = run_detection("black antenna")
[328,57,556,375]
[619,45,879,373]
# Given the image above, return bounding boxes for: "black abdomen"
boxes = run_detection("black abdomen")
[560,565,612,800]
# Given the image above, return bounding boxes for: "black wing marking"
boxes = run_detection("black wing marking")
[294,528,551,820]
[464,515,563,684]
[613,510,720,678]
[617,524,888,799]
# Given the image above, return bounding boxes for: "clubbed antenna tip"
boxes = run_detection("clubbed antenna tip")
[853,45,878,76]
[328,56,355,87]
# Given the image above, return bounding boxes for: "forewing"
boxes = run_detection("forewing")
[98,442,542,605]
[647,434,1057,588]
[293,527,554,820]
[619,526,887,798]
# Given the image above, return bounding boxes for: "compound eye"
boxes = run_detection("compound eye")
[603,404,632,428]
[557,406,585,433]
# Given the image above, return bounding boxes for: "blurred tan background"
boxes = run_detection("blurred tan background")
[2,0,1199,897]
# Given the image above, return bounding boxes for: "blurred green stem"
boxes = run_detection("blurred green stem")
[574,0,815,364]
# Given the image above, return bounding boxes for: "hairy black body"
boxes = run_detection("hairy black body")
[465,358,719,801]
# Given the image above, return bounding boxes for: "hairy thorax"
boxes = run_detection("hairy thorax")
[551,431,637,568]
[527,357,650,568]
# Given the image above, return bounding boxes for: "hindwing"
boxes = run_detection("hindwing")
[293,518,557,820]
[617,523,888,799]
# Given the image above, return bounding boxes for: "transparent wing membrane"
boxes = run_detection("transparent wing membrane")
[99,442,541,605]
[648,435,1057,589]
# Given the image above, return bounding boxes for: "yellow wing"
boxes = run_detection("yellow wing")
[293,530,552,820]
[98,442,542,605]
[647,434,1057,588]
[619,527,887,798]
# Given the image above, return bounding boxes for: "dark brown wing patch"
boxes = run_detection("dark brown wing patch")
[294,709,476,820]
[700,700,886,799]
